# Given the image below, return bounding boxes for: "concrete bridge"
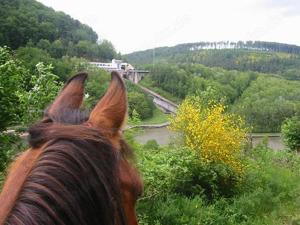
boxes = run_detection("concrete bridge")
[137,84,178,114]
[122,70,149,84]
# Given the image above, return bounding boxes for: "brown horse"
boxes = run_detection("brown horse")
[0,71,143,225]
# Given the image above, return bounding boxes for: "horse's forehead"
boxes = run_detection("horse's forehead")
[0,148,42,224]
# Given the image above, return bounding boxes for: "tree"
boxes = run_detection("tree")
[36,39,51,51]
[98,40,117,61]
[16,46,53,73]
[127,91,154,120]
[281,116,300,152]
[0,0,98,49]
[49,39,65,58]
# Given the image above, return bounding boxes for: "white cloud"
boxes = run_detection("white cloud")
[37,0,300,53]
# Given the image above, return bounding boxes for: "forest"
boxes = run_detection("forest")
[125,42,300,79]
[125,41,300,132]
[1,0,300,224]
[0,0,119,63]
[137,63,300,132]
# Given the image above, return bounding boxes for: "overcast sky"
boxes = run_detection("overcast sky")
[37,0,300,54]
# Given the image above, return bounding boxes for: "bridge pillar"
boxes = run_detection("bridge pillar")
[124,70,148,84]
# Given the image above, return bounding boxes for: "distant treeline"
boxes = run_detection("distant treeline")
[125,42,300,79]
[0,0,118,61]
[159,41,300,54]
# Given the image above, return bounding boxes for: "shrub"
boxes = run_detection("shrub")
[281,116,300,151]
[170,95,247,174]
[84,67,110,108]
[127,91,154,120]
[19,63,63,124]
[0,47,30,130]
[137,146,241,200]
[144,140,160,150]
[136,145,300,225]
[0,47,63,128]
[128,109,142,125]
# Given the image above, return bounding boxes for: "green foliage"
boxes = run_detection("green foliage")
[0,47,64,129]
[0,0,117,62]
[97,40,118,61]
[84,68,110,108]
[282,116,300,151]
[0,0,97,49]
[126,41,300,76]
[16,46,94,81]
[53,56,91,81]
[128,109,142,125]
[232,76,300,132]
[126,81,155,120]
[16,46,54,72]
[137,146,195,198]
[82,68,155,122]
[137,146,240,201]
[141,63,256,105]
[139,63,300,132]
[135,142,300,225]
[19,63,62,124]
[139,107,168,125]
[0,47,29,130]
[143,140,160,150]
[127,91,154,120]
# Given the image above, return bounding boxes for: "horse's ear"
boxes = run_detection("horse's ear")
[88,71,127,134]
[46,73,88,116]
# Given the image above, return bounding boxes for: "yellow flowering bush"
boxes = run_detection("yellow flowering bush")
[170,96,247,173]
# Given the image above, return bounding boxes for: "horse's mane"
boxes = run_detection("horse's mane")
[5,109,128,225]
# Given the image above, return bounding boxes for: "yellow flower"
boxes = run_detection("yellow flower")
[170,96,247,175]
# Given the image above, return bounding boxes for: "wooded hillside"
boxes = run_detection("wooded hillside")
[0,0,117,61]
[125,41,300,79]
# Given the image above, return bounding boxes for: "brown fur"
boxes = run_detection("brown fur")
[0,149,42,225]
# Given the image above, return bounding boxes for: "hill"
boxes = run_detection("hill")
[0,0,98,49]
[125,41,300,79]
[0,0,117,61]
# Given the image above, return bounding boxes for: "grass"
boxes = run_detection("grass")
[127,106,170,126]
[140,107,169,125]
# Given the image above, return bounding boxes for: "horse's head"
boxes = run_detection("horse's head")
[85,71,143,225]
[0,71,143,225]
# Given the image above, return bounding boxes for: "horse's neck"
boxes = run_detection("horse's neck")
[0,148,42,224]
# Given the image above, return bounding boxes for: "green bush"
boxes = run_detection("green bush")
[19,63,63,124]
[84,67,110,108]
[282,116,300,151]
[137,146,240,200]
[128,91,154,120]
[144,140,160,150]
[0,47,30,130]
[135,142,300,225]
[0,47,63,129]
